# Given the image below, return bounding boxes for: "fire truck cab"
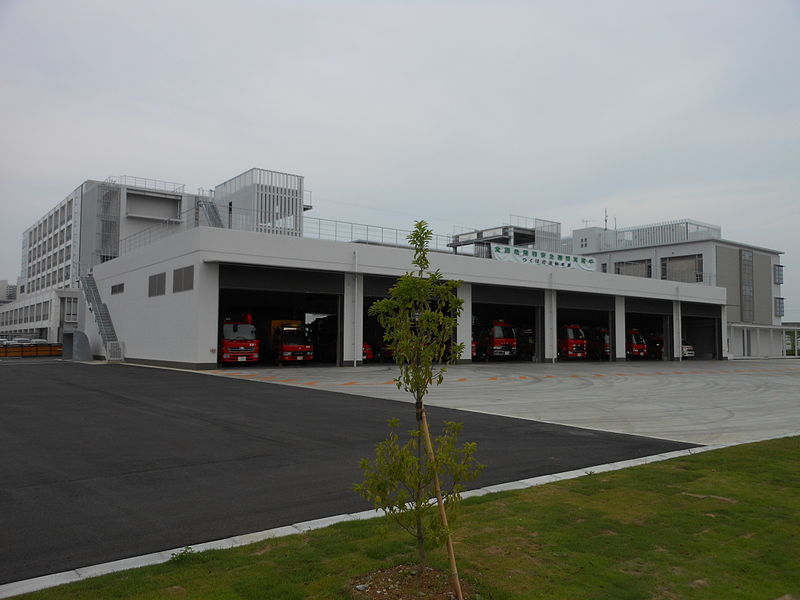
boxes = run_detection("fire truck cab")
[477,320,517,359]
[558,324,587,359]
[219,314,260,364]
[626,329,648,359]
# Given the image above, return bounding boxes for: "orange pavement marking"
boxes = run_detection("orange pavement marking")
[456,378,468,382]
[569,374,581,378]
[383,380,397,384]
[616,373,627,376]
[518,376,529,379]
[341,381,359,386]
[487,377,498,381]
[544,375,556,378]
[237,374,260,378]
[593,374,604,377]
[301,381,320,385]
[256,376,279,381]
[277,379,297,383]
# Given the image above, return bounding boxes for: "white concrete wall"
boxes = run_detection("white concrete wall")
[93,231,219,367]
[727,325,786,359]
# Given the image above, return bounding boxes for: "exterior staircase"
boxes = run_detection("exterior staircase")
[198,197,225,228]
[80,274,124,361]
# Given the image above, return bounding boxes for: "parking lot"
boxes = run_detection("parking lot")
[1,361,701,585]
[207,358,800,445]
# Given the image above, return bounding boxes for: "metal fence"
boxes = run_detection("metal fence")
[119,205,458,255]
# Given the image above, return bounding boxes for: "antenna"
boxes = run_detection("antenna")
[581,218,593,228]
[604,208,608,231]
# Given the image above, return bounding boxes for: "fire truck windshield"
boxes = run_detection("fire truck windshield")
[566,327,585,340]
[281,330,309,345]
[628,333,645,345]
[493,325,514,339]
[223,324,257,340]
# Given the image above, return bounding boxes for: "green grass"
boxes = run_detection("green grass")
[18,436,799,599]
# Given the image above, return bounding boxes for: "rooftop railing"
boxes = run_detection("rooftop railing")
[119,205,460,256]
[105,176,186,194]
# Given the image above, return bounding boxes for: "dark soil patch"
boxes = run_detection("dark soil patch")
[350,564,476,599]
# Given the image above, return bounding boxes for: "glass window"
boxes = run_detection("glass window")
[148,272,166,297]
[741,250,754,322]
[774,264,784,285]
[775,297,785,318]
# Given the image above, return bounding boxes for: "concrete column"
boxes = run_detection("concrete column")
[343,273,364,366]
[614,296,626,361]
[197,262,220,367]
[456,283,472,364]
[544,289,557,362]
[673,300,683,360]
[720,305,729,359]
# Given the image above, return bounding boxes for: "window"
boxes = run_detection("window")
[61,298,75,322]
[775,297,785,318]
[774,264,784,285]
[601,263,608,273]
[148,272,166,297]
[172,265,194,293]
[111,283,125,295]
[614,259,652,278]
[741,250,754,322]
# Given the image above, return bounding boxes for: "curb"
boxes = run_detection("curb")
[2,431,797,599]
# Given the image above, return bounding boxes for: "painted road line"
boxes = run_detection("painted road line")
[301,381,320,385]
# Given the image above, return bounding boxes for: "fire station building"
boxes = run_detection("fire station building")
[3,167,790,368]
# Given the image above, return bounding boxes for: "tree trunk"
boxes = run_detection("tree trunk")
[419,404,464,600]
[416,422,426,568]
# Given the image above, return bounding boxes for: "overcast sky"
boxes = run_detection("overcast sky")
[1,1,798,318]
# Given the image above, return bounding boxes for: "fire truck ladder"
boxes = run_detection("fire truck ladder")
[80,274,124,361]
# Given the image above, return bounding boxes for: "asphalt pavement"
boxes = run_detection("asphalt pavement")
[0,361,695,584]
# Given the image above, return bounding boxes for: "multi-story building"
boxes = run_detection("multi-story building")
[0,169,307,343]
[0,280,16,305]
[563,220,785,358]
[1,176,196,341]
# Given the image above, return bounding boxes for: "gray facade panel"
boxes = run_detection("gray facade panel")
[219,265,343,295]
[715,245,741,322]
[753,252,773,324]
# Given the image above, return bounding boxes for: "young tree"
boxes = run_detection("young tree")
[364,220,472,598]
[355,419,483,568]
